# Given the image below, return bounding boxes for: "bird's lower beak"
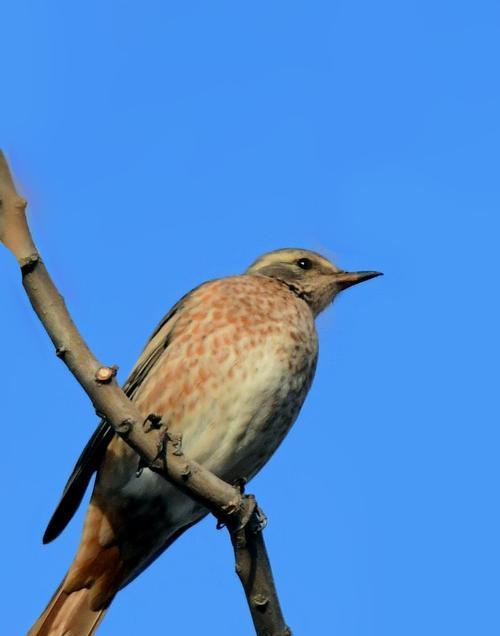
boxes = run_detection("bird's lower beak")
[334,270,383,290]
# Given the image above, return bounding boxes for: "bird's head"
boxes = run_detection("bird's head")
[246,248,382,316]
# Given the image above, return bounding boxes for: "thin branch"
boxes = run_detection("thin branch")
[0,151,291,636]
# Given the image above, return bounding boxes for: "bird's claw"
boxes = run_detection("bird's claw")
[143,412,162,432]
[217,496,268,536]
[216,493,256,532]
[136,426,169,477]
[234,494,257,532]
[253,504,268,533]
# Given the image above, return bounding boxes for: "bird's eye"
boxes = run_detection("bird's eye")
[296,258,313,270]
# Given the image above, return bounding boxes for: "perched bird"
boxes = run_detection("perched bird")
[29,248,381,636]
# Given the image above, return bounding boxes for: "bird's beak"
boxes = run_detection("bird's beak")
[333,270,383,290]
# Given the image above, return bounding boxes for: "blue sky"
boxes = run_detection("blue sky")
[1,2,499,635]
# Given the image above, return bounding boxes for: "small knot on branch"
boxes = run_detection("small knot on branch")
[251,594,269,610]
[20,253,40,275]
[13,196,27,210]
[117,418,133,436]
[167,431,184,456]
[95,365,118,383]
[55,345,67,359]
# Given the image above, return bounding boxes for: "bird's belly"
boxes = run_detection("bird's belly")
[119,338,315,520]
[181,349,314,483]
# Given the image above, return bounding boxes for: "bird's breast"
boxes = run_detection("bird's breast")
[94,276,318,579]
[133,275,318,482]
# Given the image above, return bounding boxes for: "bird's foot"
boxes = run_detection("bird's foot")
[253,503,268,533]
[216,492,255,532]
[143,412,162,432]
[217,494,268,539]
[136,419,171,477]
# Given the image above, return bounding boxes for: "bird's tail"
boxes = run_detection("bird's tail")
[29,496,127,636]
[27,577,109,636]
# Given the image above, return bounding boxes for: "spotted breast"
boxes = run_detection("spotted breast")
[68,275,318,598]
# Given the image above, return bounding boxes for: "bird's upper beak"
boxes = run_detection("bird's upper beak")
[333,270,383,290]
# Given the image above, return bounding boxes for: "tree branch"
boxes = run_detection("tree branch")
[0,151,291,636]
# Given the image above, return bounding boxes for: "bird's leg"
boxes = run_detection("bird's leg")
[233,476,248,494]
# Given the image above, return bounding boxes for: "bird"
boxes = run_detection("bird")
[29,247,381,636]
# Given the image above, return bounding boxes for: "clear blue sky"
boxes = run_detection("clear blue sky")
[1,2,499,635]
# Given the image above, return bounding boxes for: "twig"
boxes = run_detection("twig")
[0,151,290,636]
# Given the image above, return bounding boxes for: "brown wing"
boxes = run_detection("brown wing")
[42,289,199,544]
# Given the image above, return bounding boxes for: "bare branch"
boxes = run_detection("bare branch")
[0,151,290,636]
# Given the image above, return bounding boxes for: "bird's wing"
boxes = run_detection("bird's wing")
[43,289,198,544]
